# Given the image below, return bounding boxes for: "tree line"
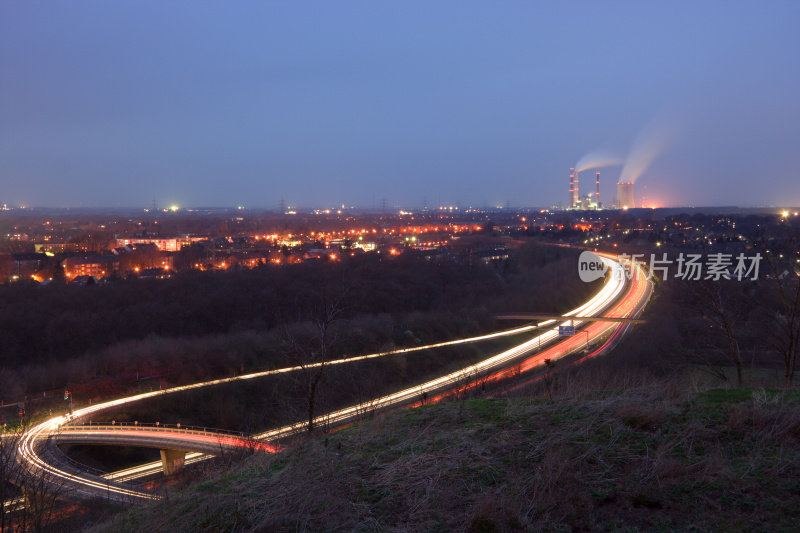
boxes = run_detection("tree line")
[0,243,596,403]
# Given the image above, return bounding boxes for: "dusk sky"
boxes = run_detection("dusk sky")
[1,1,798,209]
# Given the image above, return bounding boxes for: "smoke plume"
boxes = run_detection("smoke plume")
[619,118,677,183]
[574,150,623,173]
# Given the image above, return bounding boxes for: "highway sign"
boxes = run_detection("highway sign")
[558,325,575,336]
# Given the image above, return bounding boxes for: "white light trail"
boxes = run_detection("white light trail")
[14,255,646,504]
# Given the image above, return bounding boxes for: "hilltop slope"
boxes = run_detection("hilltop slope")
[93,387,800,532]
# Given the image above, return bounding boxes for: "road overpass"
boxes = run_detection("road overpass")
[54,424,273,455]
[52,424,275,476]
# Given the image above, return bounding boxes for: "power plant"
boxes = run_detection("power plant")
[616,181,635,209]
[565,166,638,210]
[568,168,601,210]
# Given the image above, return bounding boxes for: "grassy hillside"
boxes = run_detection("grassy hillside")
[92,384,800,532]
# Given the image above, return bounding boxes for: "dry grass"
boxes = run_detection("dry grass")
[91,383,800,533]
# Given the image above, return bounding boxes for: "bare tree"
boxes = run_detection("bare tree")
[1,428,23,532]
[1,425,66,533]
[692,280,748,387]
[282,284,348,434]
[19,466,64,533]
[764,257,800,387]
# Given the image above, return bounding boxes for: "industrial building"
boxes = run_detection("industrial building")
[568,169,602,210]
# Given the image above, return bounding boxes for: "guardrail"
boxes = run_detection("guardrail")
[55,422,250,439]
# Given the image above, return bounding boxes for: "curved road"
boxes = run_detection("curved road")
[14,253,652,505]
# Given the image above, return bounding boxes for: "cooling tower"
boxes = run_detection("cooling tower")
[617,181,634,209]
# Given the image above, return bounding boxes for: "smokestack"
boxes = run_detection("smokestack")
[574,171,580,208]
[596,171,600,208]
[569,168,574,209]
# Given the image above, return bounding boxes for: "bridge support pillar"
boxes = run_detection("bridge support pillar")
[160,449,186,476]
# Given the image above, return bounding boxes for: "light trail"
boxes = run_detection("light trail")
[479,258,652,396]
[101,452,207,483]
[12,323,557,504]
[3,497,25,513]
[252,255,635,441]
[26,321,547,424]
[484,257,651,382]
[55,425,280,454]
[18,420,161,502]
[13,254,651,505]
[12,320,551,504]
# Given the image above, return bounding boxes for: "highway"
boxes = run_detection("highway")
[12,253,652,505]
[252,252,648,440]
[476,253,653,391]
[477,254,652,396]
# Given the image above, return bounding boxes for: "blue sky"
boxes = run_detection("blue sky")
[1,1,798,209]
